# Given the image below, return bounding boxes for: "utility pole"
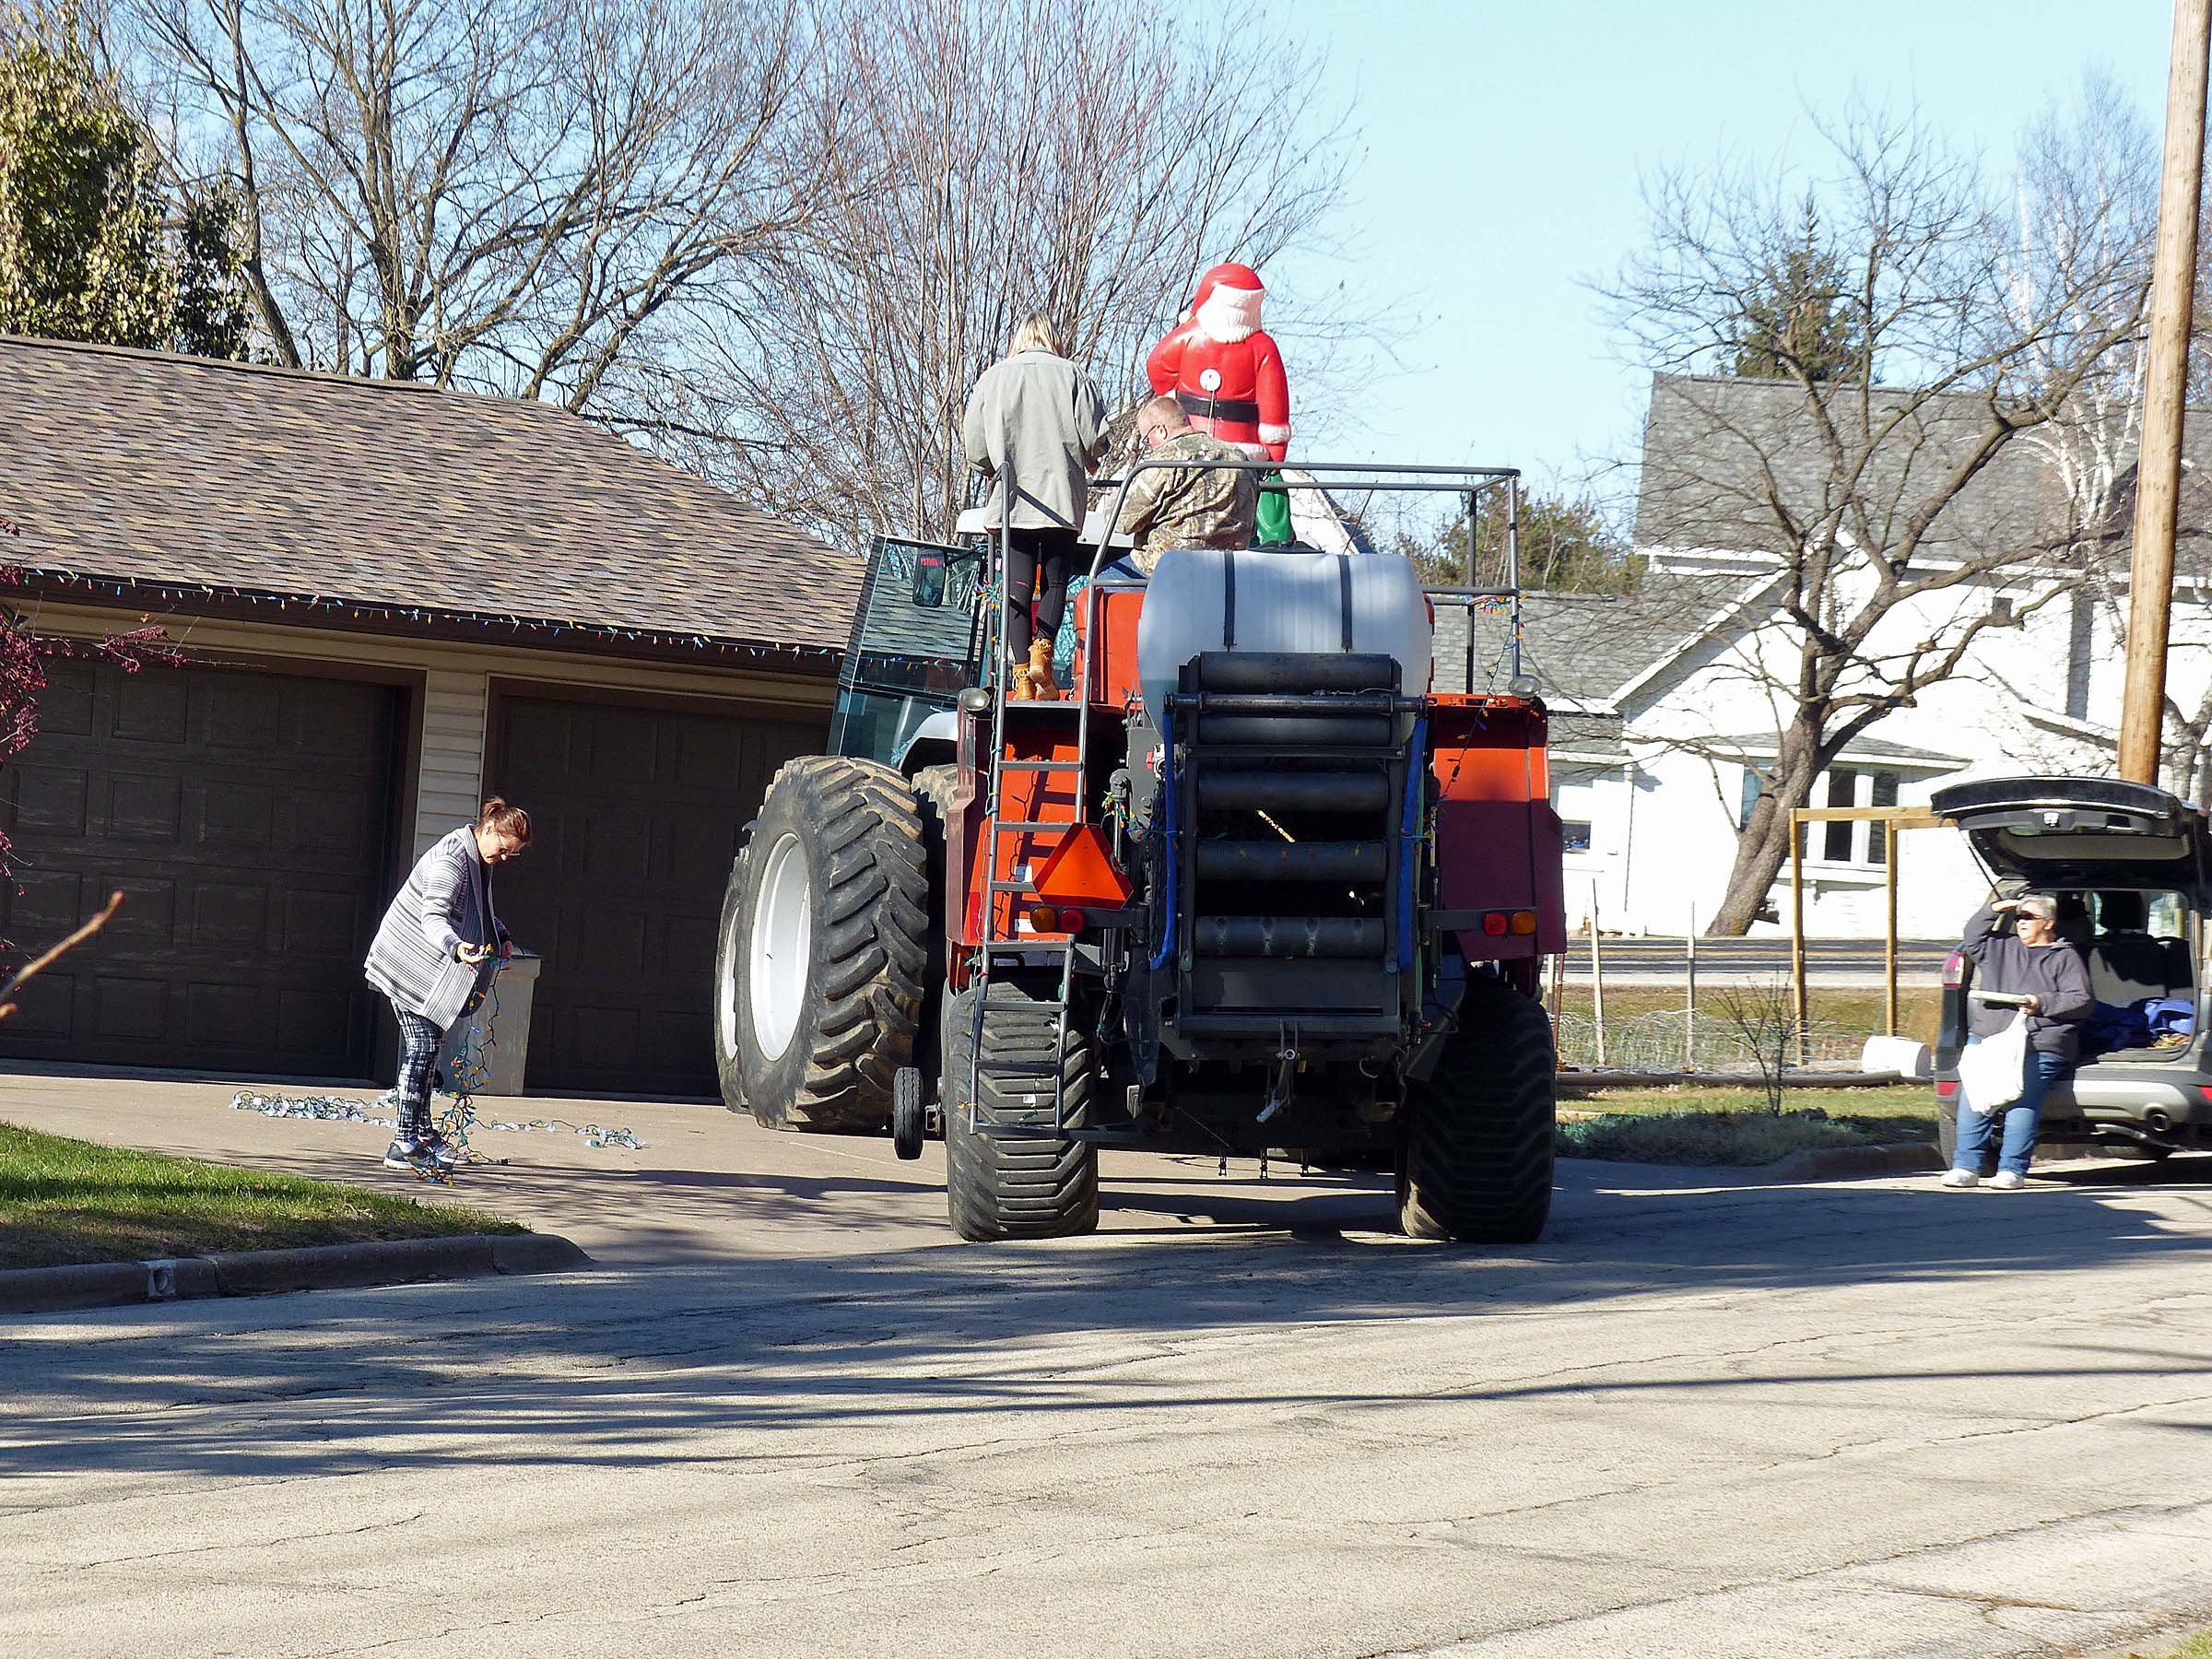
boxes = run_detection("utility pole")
[2119,0,2212,784]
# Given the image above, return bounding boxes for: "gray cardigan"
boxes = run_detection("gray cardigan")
[960,349,1109,531]
[364,827,507,1026]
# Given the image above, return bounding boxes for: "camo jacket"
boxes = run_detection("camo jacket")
[1113,430,1257,572]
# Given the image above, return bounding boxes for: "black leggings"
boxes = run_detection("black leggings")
[1002,527,1077,660]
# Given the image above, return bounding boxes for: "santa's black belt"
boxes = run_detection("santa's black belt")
[1177,390,1262,424]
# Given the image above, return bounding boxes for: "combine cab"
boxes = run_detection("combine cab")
[713,462,1566,1241]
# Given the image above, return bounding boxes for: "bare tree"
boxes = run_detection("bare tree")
[647,0,1356,550]
[120,0,845,414]
[1612,93,2154,935]
[1711,976,1796,1114]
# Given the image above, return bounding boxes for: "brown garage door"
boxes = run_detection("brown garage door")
[488,689,824,1096]
[0,658,404,1077]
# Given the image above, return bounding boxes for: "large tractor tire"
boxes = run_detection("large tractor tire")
[712,757,929,1132]
[1398,982,1556,1244]
[943,980,1100,1241]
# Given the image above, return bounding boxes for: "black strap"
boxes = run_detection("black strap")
[1336,557,1354,651]
[1222,553,1238,649]
[1177,389,1262,425]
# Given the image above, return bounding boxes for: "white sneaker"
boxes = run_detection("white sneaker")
[1940,1168,1981,1189]
[1987,1170,2027,1191]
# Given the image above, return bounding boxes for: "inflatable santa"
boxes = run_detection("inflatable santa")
[1145,262,1293,542]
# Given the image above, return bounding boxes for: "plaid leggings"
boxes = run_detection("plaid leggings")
[393,1003,444,1138]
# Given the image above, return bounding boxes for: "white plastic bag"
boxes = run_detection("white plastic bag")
[1957,1013,2029,1114]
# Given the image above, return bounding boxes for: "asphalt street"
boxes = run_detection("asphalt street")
[6,1152,2211,1658]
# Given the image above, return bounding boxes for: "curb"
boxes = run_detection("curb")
[0,1232,592,1317]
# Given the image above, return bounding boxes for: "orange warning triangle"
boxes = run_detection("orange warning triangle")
[1030,822,1132,909]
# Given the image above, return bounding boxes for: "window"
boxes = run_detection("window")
[1738,766,1764,830]
[1867,771,1899,865]
[1562,820,1593,853]
[1823,769,1855,861]
[1990,595,2015,625]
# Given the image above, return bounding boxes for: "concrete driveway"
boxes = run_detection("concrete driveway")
[3,1066,2210,1659]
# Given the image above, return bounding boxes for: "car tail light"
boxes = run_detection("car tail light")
[2197,1086,2212,1106]
[1481,912,1510,936]
[1935,1079,1958,1100]
[1941,949,1968,989]
[1510,911,1537,935]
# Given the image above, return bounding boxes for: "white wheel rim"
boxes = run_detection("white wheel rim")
[748,832,811,1061]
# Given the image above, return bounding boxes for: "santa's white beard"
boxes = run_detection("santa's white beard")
[1194,285,1263,343]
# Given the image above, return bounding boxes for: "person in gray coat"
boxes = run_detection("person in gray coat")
[364,798,530,1170]
[961,314,1109,700]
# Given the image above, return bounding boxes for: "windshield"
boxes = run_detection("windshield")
[829,537,983,766]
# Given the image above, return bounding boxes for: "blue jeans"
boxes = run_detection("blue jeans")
[1954,1036,2068,1177]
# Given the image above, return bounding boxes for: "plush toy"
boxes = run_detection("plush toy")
[1144,262,1292,542]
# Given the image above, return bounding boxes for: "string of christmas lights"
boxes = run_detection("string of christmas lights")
[17,565,840,665]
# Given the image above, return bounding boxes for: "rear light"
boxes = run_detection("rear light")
[1935,1079,1958,1100]
[2197,1086,2212,1106]
[1481,912,1510,936]
[1941,949,1968,989]
[1025,903,1086,935]
[1058,907,1086,933]
[1510,911,1537,935]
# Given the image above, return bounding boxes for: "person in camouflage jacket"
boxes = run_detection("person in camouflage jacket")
[1113,395,1258,573]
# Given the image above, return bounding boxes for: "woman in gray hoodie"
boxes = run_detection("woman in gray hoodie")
[363,799,530,1169]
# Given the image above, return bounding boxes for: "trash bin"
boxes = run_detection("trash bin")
[436,951,541,1096]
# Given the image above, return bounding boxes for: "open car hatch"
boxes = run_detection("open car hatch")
[1929,775,2207,888]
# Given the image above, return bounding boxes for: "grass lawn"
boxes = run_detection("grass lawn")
[1557,1082,1936,1167]
[0,1120,523,1270]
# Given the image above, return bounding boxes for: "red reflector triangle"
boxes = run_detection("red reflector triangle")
[1030,823,1132,908]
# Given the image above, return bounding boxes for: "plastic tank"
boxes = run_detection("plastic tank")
[1135,549,1433,715]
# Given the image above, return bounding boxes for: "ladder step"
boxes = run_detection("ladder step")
[988,878,1038,893]
[978,1061,1064,1078]
[998,759,1083,772]
[992,820,1073,834]
[981,940,1077,959]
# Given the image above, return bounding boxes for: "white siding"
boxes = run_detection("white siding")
[417,669,489,855]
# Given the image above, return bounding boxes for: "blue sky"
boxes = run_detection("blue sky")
[1268,0,2175,494]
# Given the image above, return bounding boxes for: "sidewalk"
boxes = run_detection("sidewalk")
[0,1067,1421,1264]
[0,1069,954,1265]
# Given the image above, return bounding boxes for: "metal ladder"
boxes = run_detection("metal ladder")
[964,514,1092,1136]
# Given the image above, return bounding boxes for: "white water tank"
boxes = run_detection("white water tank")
[1135,549,1433,716]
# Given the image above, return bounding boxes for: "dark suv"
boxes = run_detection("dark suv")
[1930,776,2208,1167]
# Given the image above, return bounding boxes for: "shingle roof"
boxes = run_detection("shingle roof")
[0,335,857,663]
[1634,371,2063,561]
[1433,575,1718,704]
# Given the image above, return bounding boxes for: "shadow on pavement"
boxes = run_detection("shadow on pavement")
[6,1151,2211,1488]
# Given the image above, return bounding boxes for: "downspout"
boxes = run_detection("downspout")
[1618,755,1639,931]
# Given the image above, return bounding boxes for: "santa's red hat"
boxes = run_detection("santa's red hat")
[1189,261,1265,344]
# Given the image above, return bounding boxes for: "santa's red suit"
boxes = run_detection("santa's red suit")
[1144,263,1291,463]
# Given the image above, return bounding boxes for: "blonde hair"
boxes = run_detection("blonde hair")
[1008,313,1064,357]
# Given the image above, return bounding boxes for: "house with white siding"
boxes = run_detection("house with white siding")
[1441,372,2212,938]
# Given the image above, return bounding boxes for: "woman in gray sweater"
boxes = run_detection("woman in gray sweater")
[363,798,530,1169]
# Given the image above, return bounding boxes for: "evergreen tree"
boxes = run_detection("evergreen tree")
[1394,490,1641,595]
[1724,195,1864,382]
[0,10,246,357]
